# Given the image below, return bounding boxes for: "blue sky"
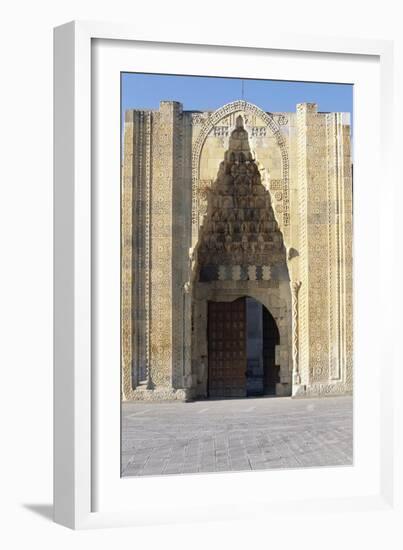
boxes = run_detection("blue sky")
[121,72,353,119]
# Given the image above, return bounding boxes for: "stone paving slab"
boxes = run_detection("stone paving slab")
[121,396,353,477]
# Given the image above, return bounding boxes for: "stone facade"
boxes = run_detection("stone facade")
[121,99,353,400]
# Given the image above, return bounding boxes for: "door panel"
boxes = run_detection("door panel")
[208,298,247,398]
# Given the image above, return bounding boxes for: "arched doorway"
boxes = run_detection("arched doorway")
[192,113,292,399]
[207,296,281,398]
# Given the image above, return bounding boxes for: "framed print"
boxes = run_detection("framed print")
[54,21,396,529]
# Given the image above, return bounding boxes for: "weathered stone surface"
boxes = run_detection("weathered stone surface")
[121,100,353,400]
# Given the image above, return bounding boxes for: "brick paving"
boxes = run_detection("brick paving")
[121,396,353,477]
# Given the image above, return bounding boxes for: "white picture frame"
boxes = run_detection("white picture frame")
[54,20,396,530]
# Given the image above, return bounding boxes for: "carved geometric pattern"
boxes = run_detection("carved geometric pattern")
[171,105,185,389]
[144,112,152,385]
[121,110,153,398]
[327,114,339,381]
[297,105,309,383]
[213,125,274,138]
[251,127,268,137]
[191,112,209,125]
[150,106,176,387]
[270,179,283,191]
[121,114,135,400]
[130,111,151,386]
[213,126,230,137]
[306,114,330,383]
[199,264,272,282]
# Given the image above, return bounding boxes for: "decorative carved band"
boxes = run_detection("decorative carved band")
[121,115,134,400]
[144,112,152,387]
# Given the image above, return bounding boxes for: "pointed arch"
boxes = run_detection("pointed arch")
[191,100,290,243]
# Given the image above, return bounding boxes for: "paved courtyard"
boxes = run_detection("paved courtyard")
[122,396,353,477]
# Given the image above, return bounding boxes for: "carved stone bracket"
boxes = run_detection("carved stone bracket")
[183,281,191,294]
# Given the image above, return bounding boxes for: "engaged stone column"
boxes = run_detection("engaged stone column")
[291,280,302,386]
[150,101,185,391]
[121,110,135,400]
[150,102,175,387]
[121,110,152,399]
[297,103,330,386]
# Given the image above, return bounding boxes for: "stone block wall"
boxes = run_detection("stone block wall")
[294,103,353,396]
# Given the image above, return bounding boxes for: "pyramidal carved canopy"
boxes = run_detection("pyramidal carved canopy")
[198,117,289,282]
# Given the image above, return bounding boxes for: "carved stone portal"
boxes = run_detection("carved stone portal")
[121,100,353,400]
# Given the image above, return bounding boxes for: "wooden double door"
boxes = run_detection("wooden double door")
[207,297,280,398]
[208,298,247,398]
